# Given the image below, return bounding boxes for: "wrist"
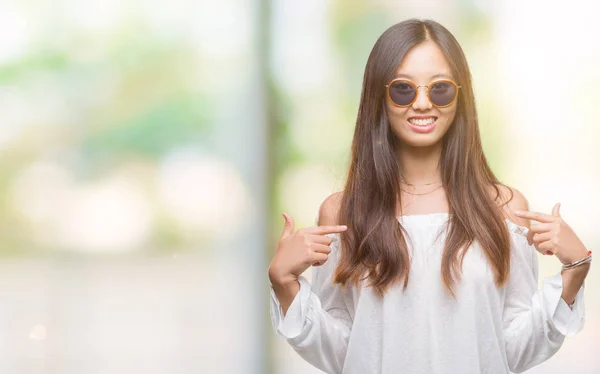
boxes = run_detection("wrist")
[559,249,591,265]
[560,250,592,274]
[561,261,591,277]
[268,267,298,288]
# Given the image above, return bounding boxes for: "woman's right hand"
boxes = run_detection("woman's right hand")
[268,212,348,286]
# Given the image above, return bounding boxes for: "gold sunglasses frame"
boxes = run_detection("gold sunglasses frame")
[385,78,462,108]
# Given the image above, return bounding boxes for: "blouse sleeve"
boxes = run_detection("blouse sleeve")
[502,221,586,373]
[269,232,353,374]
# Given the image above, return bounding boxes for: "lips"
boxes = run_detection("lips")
[407,116,437,133]
[408,116,437,126]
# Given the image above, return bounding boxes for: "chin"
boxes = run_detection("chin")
[402,136,443,148]
[392,127,445,148]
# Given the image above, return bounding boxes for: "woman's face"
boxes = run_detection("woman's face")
[385,41,458,148]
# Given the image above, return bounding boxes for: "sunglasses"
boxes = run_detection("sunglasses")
[385,78,462,108]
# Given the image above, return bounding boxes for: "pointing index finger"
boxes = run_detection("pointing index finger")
[514,210,555,223]
[308,225,348,235]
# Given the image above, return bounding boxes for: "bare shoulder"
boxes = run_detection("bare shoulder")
[318,191,343,226]
[493,183,530,228]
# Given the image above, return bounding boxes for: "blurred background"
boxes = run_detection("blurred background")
[0,0,597,373]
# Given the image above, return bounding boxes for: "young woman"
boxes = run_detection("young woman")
[268,19,591,374]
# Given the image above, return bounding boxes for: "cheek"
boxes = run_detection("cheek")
[385,103,409,126]
[436,107,457,129]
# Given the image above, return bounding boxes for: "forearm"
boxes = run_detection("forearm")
[269,271,301,316]
[561,263,590,305]
[269,276,351,374]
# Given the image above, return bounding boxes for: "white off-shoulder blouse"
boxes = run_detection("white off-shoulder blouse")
[269,213,585,374]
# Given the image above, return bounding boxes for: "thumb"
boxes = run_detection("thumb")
[281,212,295,238]
[552,202,561,217]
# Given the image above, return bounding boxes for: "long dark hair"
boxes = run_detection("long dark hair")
[334,19,512,298]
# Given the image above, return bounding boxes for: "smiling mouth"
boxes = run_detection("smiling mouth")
[407,116,437,127]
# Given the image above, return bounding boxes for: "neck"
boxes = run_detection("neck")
[397,143,443,185]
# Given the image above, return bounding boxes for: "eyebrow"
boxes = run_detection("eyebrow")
[394,73,454,80]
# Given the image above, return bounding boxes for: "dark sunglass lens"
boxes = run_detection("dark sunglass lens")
[389,81,416,106]
[429,81,457,106]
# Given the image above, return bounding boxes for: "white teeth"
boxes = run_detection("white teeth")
[409,118,436,126]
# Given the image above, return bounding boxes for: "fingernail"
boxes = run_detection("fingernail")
[514,210,524,215]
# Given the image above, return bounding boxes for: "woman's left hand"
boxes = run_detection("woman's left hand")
[514,203,589,265]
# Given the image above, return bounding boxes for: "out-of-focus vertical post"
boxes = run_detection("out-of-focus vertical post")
[257,0,274,373]
[258,0,277,372]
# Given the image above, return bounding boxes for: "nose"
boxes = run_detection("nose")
[412,86,432,111]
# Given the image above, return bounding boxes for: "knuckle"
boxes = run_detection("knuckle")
[304,249,313,261]
[303,236,311,246]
